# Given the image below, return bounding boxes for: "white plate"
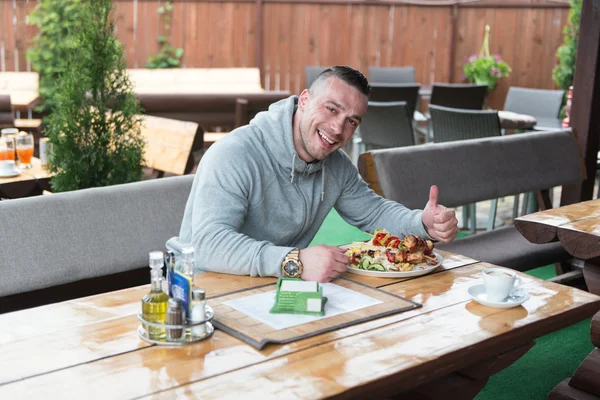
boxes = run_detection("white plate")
[468,284,530,309]
[345,251,443,278]
[0,168,21,178]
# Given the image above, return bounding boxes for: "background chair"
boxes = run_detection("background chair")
[503,87,565,130]
[419,83,488,142]
[429,104,501,143]
[368,66,416,84]
[305,66,329,88]
[429,104,502,233]
[352,101,415,164]
[429,83,488,110]
[369,83,421,119]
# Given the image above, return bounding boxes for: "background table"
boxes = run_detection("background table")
[0,158,50,199]
[0,253,598,399]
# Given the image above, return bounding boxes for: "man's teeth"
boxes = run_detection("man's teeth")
[318,130,335,145]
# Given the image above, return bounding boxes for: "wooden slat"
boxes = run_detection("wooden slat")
[570,348,600,397]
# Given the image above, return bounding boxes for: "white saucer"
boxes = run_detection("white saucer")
[468,284,530,309]
[0,167,21,178]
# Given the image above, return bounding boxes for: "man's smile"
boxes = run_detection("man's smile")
[317,129,336,146]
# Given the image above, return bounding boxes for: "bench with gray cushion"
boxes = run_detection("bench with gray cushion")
[0,175,194,313]
[358,129,584,272]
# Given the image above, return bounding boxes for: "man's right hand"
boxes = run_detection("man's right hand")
[299,244,349,282]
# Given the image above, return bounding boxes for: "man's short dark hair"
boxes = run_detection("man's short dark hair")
[310,66,371,98]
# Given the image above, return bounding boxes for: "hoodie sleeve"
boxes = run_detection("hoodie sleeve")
[183,139,292,277]
[333,158,432,239]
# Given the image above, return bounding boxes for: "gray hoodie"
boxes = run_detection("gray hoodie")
[179,96,429,276]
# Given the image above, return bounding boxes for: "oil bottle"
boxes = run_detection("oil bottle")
[141,251,170,340]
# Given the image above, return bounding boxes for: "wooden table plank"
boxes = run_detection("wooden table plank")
[0,273,275,346]
[515,199,600,244]
[1,265,598,399]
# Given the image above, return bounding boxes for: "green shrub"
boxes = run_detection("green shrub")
[553,0,582,90]
[27,0,83,113]
[45,0,145,192]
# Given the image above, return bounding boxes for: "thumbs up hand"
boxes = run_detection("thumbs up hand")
[422,185,458,243]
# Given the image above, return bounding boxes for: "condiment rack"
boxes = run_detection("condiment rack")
[137,305,215,346]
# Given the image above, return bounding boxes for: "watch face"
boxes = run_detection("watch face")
[283,260,300,277]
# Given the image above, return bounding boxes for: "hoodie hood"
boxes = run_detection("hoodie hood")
[250,96,325,180]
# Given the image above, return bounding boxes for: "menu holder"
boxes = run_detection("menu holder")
[210,278,420,350]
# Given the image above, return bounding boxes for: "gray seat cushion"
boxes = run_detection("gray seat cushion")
[437,226,570,271]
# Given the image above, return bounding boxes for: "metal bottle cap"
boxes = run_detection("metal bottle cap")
[167,298,182,309]
[192,289,206,301]
[149,251,163,270]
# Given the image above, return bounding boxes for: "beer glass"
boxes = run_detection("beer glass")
[16,133,34,169]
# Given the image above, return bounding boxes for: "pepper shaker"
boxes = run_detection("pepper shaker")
[165,298,185,341]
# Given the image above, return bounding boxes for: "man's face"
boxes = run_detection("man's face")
[294,77,368,162]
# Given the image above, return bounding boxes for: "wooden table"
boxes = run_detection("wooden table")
[515,198,600,295]
[0,157,51,199]
[516,200,600,399]
[1,251,599,399]
[0,90,40,118]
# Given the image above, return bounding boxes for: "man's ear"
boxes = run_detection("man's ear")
[298,89,310,110]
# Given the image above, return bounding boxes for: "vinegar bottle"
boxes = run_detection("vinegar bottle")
[141,251,170,340]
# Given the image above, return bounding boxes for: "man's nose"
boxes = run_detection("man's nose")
[329,115,344,133]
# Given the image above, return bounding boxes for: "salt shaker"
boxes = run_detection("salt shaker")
[190,288,207,337]
[165,298,185,341]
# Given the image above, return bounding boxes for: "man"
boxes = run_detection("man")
[179,66,458,282]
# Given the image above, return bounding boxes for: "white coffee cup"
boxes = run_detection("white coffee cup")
[0,159,17,175]
[482,268,521,303]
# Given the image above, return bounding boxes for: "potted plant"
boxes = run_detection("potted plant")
[463,25,512,92]
[44,0,145,192]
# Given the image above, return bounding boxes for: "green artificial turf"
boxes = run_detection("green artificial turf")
[312,209,594,400]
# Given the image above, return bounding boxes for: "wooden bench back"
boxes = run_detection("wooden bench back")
[140,115,202,176]
[0,72,38,91]
[128,68,264,94]
[358,129,584,210]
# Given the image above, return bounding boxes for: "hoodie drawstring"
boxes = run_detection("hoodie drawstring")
[321,160,326,202]
[290,152,296,183]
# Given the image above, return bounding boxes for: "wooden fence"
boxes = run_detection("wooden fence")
[0,0,570,108]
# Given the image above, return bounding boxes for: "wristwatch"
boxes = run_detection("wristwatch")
[281,248,304,278]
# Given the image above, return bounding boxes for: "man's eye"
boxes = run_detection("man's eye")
[327,107,336,113]
[348,119,358,127]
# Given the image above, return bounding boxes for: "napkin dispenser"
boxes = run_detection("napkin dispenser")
[269,278,327,316]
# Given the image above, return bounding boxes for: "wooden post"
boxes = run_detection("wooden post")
[561,0,600,204]
[234,98,250,128]
[256,0,264,87]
